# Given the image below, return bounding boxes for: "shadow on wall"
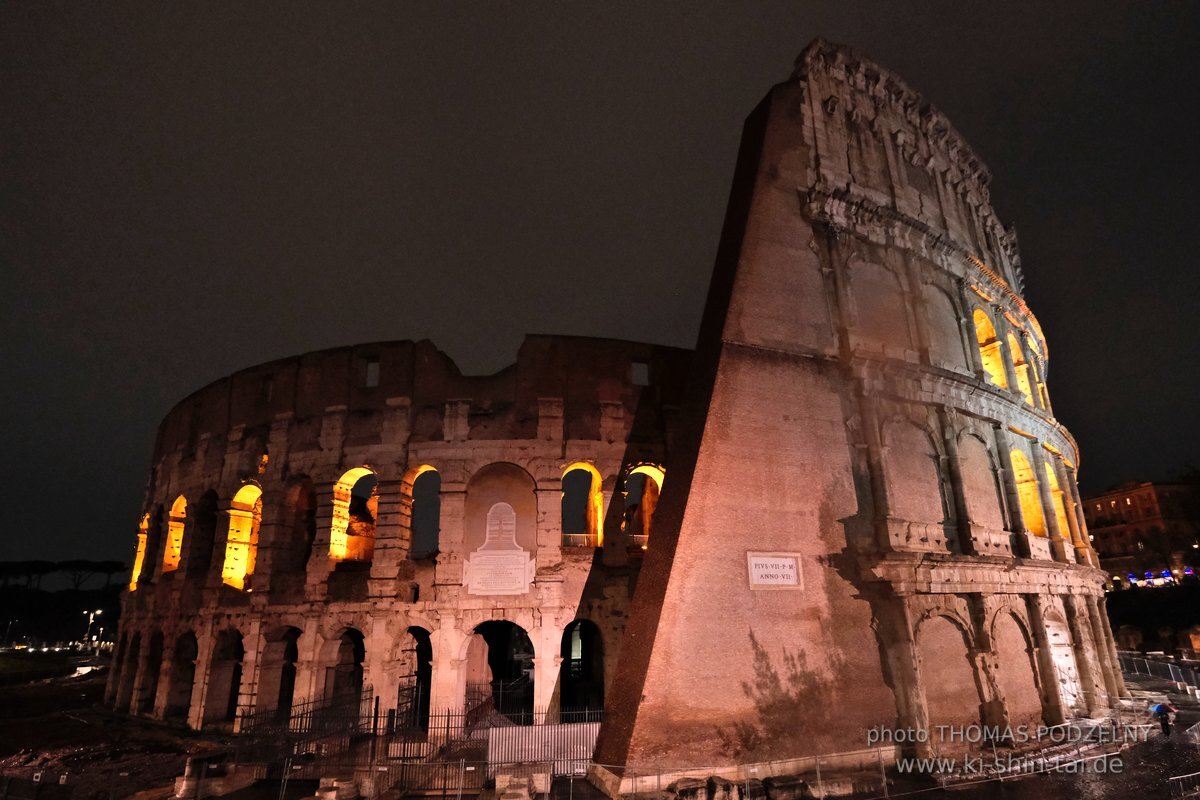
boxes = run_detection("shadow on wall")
[716,630,843,760]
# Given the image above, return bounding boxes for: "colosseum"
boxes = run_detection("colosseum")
[108,39,1126,795]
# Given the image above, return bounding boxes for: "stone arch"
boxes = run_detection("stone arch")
[202,628,245,727]
[163,630,198,721]
[257,626,301,721]
[957,432,1005,532]
[464,619,535,724]
[185,490,219,579]
[1009,449,1046,536]
[221,482,262,590]
[990,609,1043,730]
[162,496,188,573]
[321,627,366,704]
[406,465,441,558]
[972,308,1007,389]
[562,462,603,547]
[330,467,378,563]
[1043,609,1082,711]
[623,464,664,550]
[915,614,982,746]
[848,259,913,350]
[560,619,604,715]
[922,283,969,372]
[465,463,537,553]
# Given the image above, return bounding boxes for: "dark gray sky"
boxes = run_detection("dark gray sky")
[2,3,1197,563]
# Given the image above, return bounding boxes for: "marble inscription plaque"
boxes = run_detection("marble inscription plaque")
[746,552,802,589]
[463,502,536,596]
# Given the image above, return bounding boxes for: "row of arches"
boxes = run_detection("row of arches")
[879,415,1085,557]
[129,460,665,592]
[841,260,1049,415]
[109,618,606,730]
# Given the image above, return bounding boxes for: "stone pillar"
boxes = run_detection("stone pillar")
[992,305,1023,398]
[992,425,1029,556]
[877,596,932,757]
[304,485,338,598]
[429,616,468,711]
[858,389,894,552]
[248,487,289,594]
[187,619,217,731]
[292,616,325,707]
[1065,467,1101,568]
[1088,596,1127,698]
[535,482,563,569]
[364,614,398,720]
[1062,595,1103,715]
[232,620,264,732]
[531,619,564,719]
[370,478,407,595]
[435,486,466,588]
[128,637,154,716]
[937,407,973,554]
[1024,596,1066,725]
[956,280,987,379]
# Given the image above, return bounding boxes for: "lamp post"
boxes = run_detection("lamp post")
[83,609,102,647]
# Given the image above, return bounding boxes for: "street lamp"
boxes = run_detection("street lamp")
[83,609,102,646]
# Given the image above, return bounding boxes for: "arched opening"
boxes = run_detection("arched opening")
[221,483,263,589]
[397,627,433,730]
[973,309,1008,389]
[559,620,604,718]
[162,496,188,573]
[257,627,301,722]
[324,628,366,704]
[1010,450,1046,536]
[409,467,441,558]
[883,421,955,552]
[850,260,913,349]
[992,612,1043,730]
[203,629,244,726]
[957,434,1005,532]
[918,616,982,749]
[186,490,219,580]
[136,631,164,716]
[465,621,534,724]
[129,514,150,591]
[115,633,141,711]
[922,285,969,372]
[164,631,198,721]
[330,468,378,562]
[562,463,603,547]
[623,465,664,550]
[1007,332,1035,406]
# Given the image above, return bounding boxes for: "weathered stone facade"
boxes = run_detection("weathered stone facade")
[110,38,1125,796]
[108,335,690,730]
[591,40,1123,792]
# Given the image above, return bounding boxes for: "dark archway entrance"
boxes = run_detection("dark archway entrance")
[466,621,534,724]
[397,627,433,730]
[203,629,244,726]
[258,627,301,722]
[559,620,604,718]
[164,631,197,721]
[324,628,365,705]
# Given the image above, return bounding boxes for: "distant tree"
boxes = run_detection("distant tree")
[17,560,56,589]
[58,560,99,591]
[97,561,127,587]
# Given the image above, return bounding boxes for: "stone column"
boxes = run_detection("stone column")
[435,486,466,588]
[187,618,217,730]
[248,487,289,594]
[429,616,468,712]
[535,482,563,570]
[1024,596,1066,725]
[531,618,564,720]
[991,425,1029,557]
[956,280,987,379]
[370,478,407,596]
[128,637,154,716]
[1065,467,1100,568]
[937,407,973,554]
[232,620,264,732]
[858,389,894,552]
[304,485,338,599]
[292,616,325,707]
[1088,596,1127,698]
[877,596,932,757]
[992,305,1023,398]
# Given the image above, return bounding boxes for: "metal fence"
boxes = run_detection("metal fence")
[1170,768,1200,799]
[1118,651,1200,693]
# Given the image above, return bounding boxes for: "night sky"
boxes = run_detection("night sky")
[2,3,1197,563]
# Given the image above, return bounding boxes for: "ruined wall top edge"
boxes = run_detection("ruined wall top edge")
[152,334,692,460]
[793,39,1027,299]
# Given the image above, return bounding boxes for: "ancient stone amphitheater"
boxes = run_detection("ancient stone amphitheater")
[108,39,1125,794]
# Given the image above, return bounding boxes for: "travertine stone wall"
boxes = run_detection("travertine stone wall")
[592,39,1118,793]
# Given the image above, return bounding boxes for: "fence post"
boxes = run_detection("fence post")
[877,748,888,798]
